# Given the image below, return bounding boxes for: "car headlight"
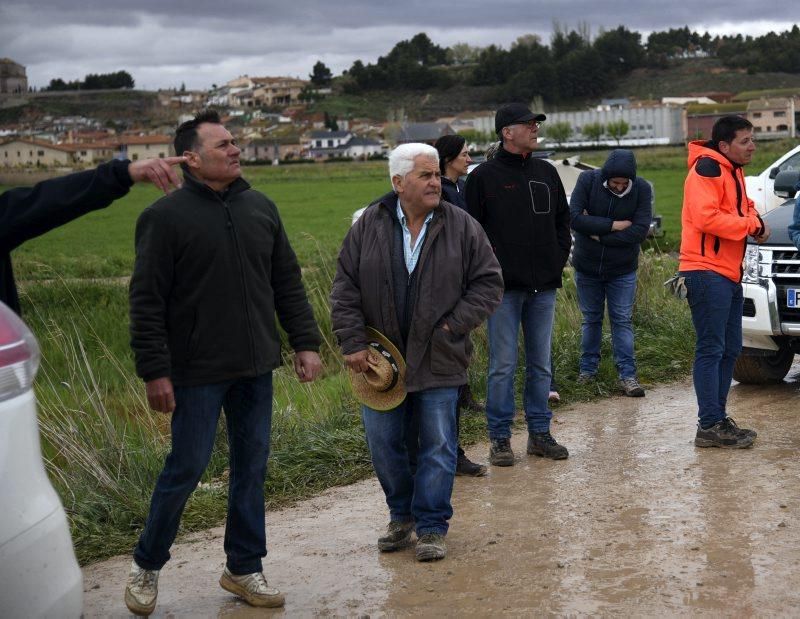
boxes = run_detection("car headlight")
[742,244,760,284]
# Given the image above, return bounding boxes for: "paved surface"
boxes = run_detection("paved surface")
[83,374,800,616]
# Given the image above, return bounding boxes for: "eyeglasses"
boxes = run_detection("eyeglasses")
[510,121,541,129]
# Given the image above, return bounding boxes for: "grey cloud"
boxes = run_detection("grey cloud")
[1,1,796,90]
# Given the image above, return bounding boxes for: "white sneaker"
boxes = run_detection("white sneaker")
[124,560,159,616]
[220,567,285,608]
[548,390,561,402]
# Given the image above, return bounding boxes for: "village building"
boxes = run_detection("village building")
[0,58,27,94]
[747,97,798,138]
[119,135,173,161]
[0,138,75,167]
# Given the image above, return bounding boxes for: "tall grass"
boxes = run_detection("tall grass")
[22,249,693,564]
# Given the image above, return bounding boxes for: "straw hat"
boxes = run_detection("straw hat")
[348,327,406,411]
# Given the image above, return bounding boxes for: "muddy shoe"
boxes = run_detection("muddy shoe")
[377,520,414,551]
[456,453,488,477]
[124,560,159,616]
[220,567,285,608]
[416,533,447,562]
[619,377,645,397]
[489,438,514,467]
[577,372,596,384]
[527,432,569,460]
[695,417,755,448]
[548,390,561,403]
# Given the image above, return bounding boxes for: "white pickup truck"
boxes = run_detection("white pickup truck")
[736,168,800,383]
[745,144,800,214]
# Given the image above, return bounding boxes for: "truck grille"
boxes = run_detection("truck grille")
[767,248,800,321]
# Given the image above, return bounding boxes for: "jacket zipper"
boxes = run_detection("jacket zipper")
[222,201,258,372]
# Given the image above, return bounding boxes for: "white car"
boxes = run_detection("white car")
[0,302,83,618]
[745,144,800,214]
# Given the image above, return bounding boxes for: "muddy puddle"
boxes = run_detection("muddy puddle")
[83,372,800,616]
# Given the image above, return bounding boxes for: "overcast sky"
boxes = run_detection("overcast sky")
[1,1,796,91]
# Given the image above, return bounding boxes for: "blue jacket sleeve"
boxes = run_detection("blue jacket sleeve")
[570,171,614,236]
[598,179,652,247]
[0,159,133,253]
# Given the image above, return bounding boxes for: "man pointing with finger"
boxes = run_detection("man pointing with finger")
[0,154,184,315]
[126,111,322,614]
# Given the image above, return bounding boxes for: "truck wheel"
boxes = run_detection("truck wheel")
[733,347,794,384]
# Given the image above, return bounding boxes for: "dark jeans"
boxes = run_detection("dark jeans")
[681,270,743,429]
[134,373,273,575]
[575,270,638,379]
[362,387,459,536]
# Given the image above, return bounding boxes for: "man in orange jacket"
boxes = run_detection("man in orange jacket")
[679,115,770,448]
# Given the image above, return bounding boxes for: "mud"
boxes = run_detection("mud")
[83,373,800,616]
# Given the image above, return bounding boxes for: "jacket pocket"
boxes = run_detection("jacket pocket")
[430,327,468,375]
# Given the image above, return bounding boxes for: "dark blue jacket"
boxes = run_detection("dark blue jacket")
[441,176,467,210]
[570,149,652,277]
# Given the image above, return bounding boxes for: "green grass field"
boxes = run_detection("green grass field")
[6,139,795,564]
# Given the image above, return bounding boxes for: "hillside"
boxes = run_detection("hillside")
[2,58,800,127]
[311,58,800,119]
[0,90,169,127]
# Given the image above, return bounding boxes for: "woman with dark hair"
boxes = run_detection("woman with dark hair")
[433,135,486,477]
[435,134,472,210]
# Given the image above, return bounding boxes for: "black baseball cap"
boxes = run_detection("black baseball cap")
[495,103,547,134]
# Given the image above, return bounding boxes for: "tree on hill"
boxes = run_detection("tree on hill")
[447,43,482,65]
[310,61,333,87]
[544,121,573,147]
[606,119,630,145]
[583,122,605,146]
[45,70,134,91]
[593,27,645,77]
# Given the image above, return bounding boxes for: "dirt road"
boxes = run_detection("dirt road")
[83,375,800,616]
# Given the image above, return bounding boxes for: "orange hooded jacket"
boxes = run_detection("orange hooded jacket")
[679,140,764,282]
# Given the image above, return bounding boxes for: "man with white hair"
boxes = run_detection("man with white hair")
[331,143,503,562]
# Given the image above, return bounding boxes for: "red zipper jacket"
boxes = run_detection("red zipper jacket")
[679,140,764,282]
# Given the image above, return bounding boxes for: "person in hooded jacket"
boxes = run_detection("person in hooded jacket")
[679,115,769,449]
[433,134,487,478]
[570,149,652,397]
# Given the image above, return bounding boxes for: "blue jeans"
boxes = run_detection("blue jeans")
[575,270,638,379]
[361,387,458,536]
[486,289,556,438]
[134,373,273,575]
[681,270,743,429]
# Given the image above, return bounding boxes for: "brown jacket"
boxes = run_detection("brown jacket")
[330,193,503,392]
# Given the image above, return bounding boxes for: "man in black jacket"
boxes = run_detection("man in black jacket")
[0,156,184,315]
[126,111,322,614]
[465,103,571,467]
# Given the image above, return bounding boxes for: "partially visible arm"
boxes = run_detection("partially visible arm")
[684,165,763,240]
[330,217,369,355]
[441,218,504,335]
[269,203,322,355]
[129,207,174,385]
[0,156,187,253]
[553,169,572,266]
[464,170,485,224]
[598,180,653,247]
[128,156,186,194]
[0,159,133,252]
[569,171,614,236]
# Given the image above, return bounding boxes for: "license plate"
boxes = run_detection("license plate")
[788,289,800,308]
